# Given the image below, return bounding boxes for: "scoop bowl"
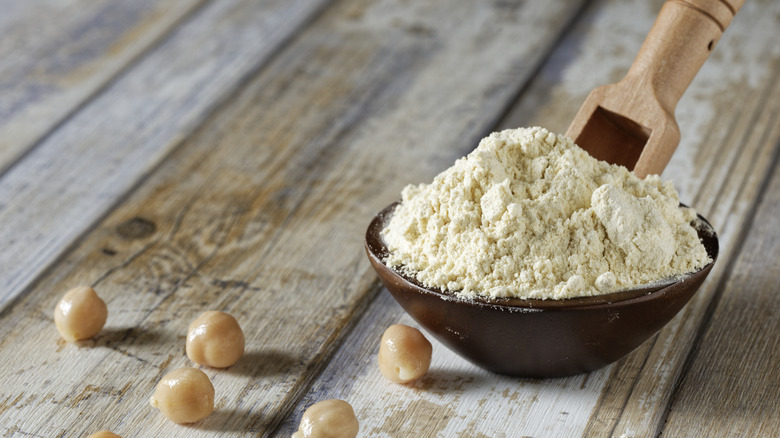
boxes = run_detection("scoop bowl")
[365,202,718,378]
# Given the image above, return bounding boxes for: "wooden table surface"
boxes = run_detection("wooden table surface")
[1,0,778,436]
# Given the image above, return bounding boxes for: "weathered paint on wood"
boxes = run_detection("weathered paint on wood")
[0,0,777,436]
[280,291,612,437]
[0,0,334,310]
[500,0,780,436]
[0,0,587,435]
[291,0,780,436]
[0,0,206,172]
[662,135,780,437]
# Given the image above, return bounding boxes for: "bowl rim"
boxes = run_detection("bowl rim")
[366,201,719,312]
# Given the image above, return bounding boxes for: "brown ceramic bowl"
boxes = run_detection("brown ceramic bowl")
[365,202,718,377]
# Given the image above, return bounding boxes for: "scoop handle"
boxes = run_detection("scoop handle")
[625,0,745,113]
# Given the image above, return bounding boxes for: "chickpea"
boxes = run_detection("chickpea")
[186,310,245,368]
[86,431,121,438]
[54,286,107,342]
[377,324,432,384]
[292,399,359,438]
[150,367,214,424]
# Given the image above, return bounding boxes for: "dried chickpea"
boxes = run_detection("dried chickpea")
[378,324,432,384]
[86,431,121,438]
[186,310,245,368]
[292,399,359,438]
[54,286,107,342]
[149,367,214,424]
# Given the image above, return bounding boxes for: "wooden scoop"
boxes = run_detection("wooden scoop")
[566,0,745,178]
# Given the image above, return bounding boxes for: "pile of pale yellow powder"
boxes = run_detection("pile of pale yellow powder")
[381,127,710,300]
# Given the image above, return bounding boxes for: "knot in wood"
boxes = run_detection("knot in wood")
[115,217,156,240]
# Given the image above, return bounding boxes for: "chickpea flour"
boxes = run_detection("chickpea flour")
[381,127,711,300]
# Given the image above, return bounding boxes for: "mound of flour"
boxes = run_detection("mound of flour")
[381,127,710,300]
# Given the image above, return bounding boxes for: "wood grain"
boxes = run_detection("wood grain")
[661,135,780,436]
[0,0,777,436]
[0,0,333,310]
[0,0,586,435]
[566,0,746,178]
[0,0,206,173]
[491,0,780,435]
[605,3,780,433]
[279,292,610,437]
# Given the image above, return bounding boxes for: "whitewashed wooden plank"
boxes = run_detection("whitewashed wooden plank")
[0,0,333,310]
[501,0,780,435]
[0,0,588,436]
[280,291,609,437]
[602,1,780,434]
[2,0,773,435]
[0,0,206,173]
[608,61,780,438]
[289,0,780,436]
[661,140,780,436]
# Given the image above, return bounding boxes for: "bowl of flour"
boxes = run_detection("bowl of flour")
[365,127,718,377]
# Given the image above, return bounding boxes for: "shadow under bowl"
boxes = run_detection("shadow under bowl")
[365,202,718,378]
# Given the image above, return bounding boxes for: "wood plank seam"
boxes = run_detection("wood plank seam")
[705,60,780,208]
[581,337,660,436]
[4,0,773,435]
[263,2,602,433]
[35,195,243,432]
[659,122,780,435]
[264,280,385,436]
[689,87,753,208]
[657,104,780,437]
[0,135,201,321]
[0,0,212,178]
[488,0,594,138]
[0,0,341,311]
[616,53,780,437]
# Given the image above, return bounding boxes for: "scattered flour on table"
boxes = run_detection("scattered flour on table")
[381,127,711,300]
